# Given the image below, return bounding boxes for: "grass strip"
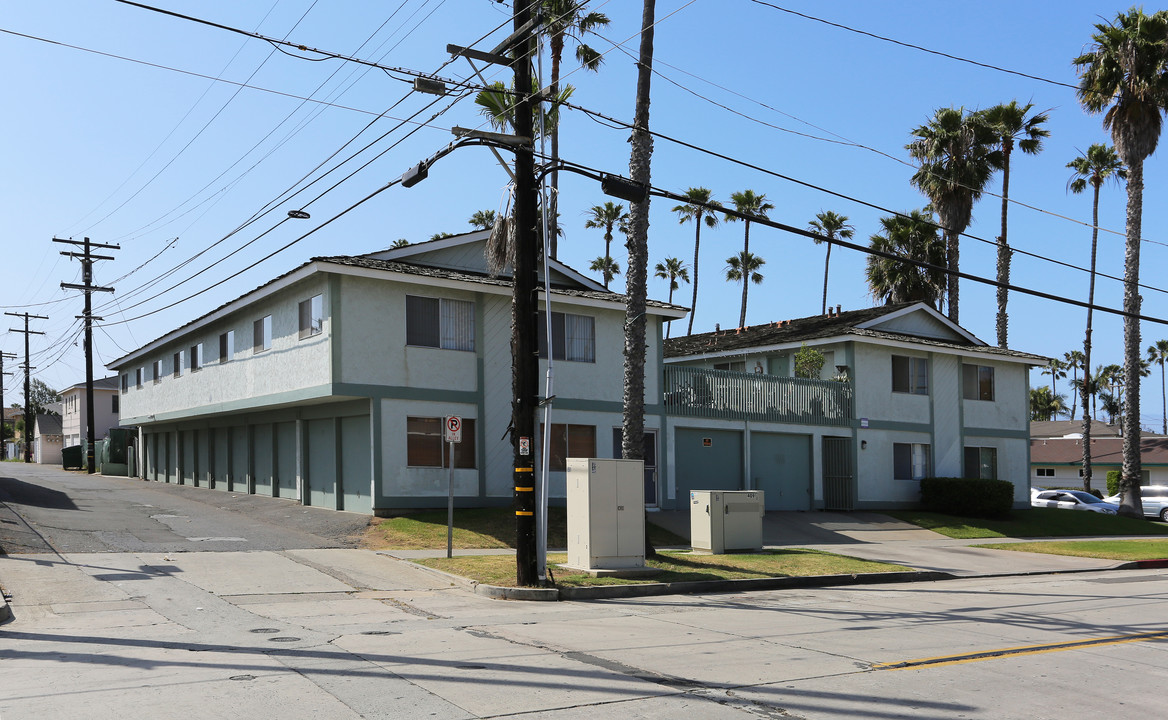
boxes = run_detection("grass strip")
[974,538,1168,561]
[885,508,1168,539]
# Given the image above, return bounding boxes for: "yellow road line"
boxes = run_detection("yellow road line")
[873,630,1168,670]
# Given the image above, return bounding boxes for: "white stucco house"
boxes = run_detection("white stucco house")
[33,413,63,465]
[662,303,1047,510]
[60,376,120,448]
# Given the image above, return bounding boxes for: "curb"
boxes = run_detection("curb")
[475,584,559,601]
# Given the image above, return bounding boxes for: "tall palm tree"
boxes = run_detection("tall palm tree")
[1067,143,1126,490]
[391,238,410,248]
[1041,358,1067,400]
[1074,8,1168,517]
[725,251,765,325]
[1030,386,1068,421]
[907,107,1000,325]
[589,256,621,288]
[807,210,854,315]
[1063,350,1085,420]
[654,257,689,338]
[726,190,773,327]
[542,0,609,259]
[672,187,721,335]
[865,210,947,308]
[468,209,497,231]
[1148,340,1168,435]
[977,101,1050,348]
[583,202,628,289]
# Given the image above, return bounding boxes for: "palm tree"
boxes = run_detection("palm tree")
[391,238,410,248]
[1067,143,1126,490]
[865,210,947,308]
[583,202,628,289]
[1041,358,1067,401]
[726,190,773,327]
[977,101,1050,348]
[907,107,999,325]
[807,210,854,315]
[1063,350,1085,420]
[725,251,765,325]
[1148,340,1168,435]
[1074,8,1168,517]
[468,210,497,231]
[589,256,621,288]
[1030,386,1067,421]
[654,257,689,338]
[672,187,721,335]
[542,0,610,259]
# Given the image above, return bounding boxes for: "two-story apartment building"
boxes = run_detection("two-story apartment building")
[662,304,1046,510]
[60,376,120,448]
[109,232,686,514]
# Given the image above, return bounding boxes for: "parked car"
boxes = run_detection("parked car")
[1103,485,1168,521]
[1031,489,1119,514]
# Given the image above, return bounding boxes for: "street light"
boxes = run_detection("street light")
[287,209,311,219]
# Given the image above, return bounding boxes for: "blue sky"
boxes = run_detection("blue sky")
[3,1,1167,428]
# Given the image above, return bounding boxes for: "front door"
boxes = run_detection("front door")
[612,428,658,506]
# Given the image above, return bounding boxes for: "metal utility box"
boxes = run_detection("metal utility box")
[690,490,765,554]
[566,458,646,570]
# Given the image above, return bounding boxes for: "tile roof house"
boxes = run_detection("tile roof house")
[1030,436,1168,488]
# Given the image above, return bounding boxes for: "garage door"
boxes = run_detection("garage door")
[276,422,298,499]
[306,418,337,509]
[340,416,372,514]
[751,432,812,511]
[674,428,743,506]
[230,426,249,492]
[253,423,275,497]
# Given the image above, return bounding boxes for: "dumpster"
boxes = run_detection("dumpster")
[61,445,83,470]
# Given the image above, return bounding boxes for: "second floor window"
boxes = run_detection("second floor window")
[152,360,161,384]
[220,330,234,363]
[299,295,324,339]
[406,296,474,351]
[190,343,203,372]
[892,355,928,395]
[173,351,183,378]
[135,368,143,389]
[538,312,595,362]
[112,395,119,414]
[254,315,272,353]
[962,364,995,401]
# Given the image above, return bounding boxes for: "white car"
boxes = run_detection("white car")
[1103,485,1168,521]
[1031,489,1119,514]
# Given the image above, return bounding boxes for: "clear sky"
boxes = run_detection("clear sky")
[3,1,1167,428]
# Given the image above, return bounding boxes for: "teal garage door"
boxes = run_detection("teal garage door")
[212,428,230,490]
[306,418,337,509]
[253,423,274,496]
[195,429,210,488]
[181,431,195,485]
[751,432,812,511]
[230,426,249,492]
[674,428,743,506]
[276,422,298,499]
[340,416,372,514]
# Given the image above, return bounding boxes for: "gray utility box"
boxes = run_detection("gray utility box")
[566,458,646,570]
[690,490,765,554]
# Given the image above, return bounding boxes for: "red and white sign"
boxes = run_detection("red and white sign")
[444,416,462,443]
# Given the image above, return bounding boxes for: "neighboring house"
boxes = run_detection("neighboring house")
[34,413,63,465]
[108,231,686,514]
[662,303,1047,510]
[60,376,120,448]
[1030,436,1168,487]
[1030,419,1128,440]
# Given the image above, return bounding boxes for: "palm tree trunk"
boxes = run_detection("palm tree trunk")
[996,149,1012,348]
[1119,158,1144,518]
[665,284,674,339]
[686,216,702,336]
[548,33,564,260]
[946,229,960,325]
[603,227,612,289]
[1161,361,1166,436]
[623,0,656,558]
[739,222,751,327]
[1082,185,1100,492]
[821,243,832,316]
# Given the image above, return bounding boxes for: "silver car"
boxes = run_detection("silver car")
[1031,489,1119,514]
[1104,485,1168,521]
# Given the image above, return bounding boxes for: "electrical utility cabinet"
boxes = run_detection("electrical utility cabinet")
[690,490,765,554]
[566,458,646,570]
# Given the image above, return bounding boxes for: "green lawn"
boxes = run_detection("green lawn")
[974,539,1168,561]
[417,549,913,588]
[885,508,1168,539]
[363,507,688,550]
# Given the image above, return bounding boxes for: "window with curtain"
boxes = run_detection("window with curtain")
[962,364,995,401]
[893,442,930,480]
[963,446,998,480]
[406,417,476,468]
[254,315,272,353]
[891,355,928,395]
[299,294,323,339]
[538,312,595,362]
[541,423,596,471]
[406,296,474,351]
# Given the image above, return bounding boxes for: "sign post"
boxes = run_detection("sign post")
[444,416,462,558]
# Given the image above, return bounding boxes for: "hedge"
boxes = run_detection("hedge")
[920,477,1014,518]
[1106,470,1121,497]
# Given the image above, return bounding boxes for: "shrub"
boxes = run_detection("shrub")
[920,477,1013,518]
[1106,470,1121,497]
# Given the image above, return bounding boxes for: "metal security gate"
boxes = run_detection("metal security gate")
[822,436,855,511]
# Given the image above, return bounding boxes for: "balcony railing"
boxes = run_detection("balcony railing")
[663,365,852,427]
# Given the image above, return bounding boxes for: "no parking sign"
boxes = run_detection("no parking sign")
[444,416,462,443]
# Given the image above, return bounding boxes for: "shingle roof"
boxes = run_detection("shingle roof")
[1031,436,1168,465]
[35,413,62,436]
[1030,419,1128,439]
[663,303,1047,362]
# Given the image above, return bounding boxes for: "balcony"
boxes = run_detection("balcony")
[663,365,852,427]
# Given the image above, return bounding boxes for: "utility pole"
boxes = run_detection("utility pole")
[55,237,118,474]
[510,0,539,588]
[6,312,47,463]
[0,351,15,460]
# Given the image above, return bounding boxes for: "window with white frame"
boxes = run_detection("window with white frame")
[254,315,272,353]
[891,355,928,395]
[964,446,998,480]
[713,360,746,372]
[406,417,476,468]
[173,350,183,378]
[962,364,995,401]
[1036,468,1055,478]
[190,343,203,372]
[538,312,595,362]
[299,294,323,339]
[405,296,474,351]
[220,330,234,363]
[893,442,930,480]
[152,360,161,384]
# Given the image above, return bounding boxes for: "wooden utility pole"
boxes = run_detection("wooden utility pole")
[6,312,47,462]
[0,351,14,460]
[56,237,118,474]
